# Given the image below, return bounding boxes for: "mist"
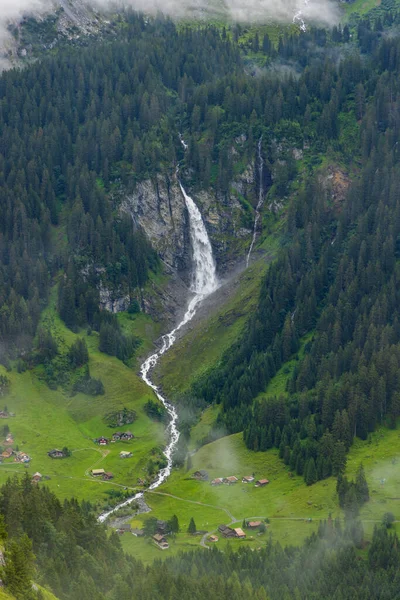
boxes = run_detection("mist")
[0,0,340,53]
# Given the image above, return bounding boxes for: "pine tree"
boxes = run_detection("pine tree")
[168,514,179,534]
[187,517,196,535]
[305,458,317,486]
[355,463,369,505]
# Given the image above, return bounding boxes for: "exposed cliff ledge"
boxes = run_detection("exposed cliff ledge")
[121,169,254,282]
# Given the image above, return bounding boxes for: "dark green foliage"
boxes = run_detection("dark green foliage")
[187,517,197,534]
[2,534,35,600]
[36,328,58,362]
[337,465,370,519]
[0,474,399,599]
[72,375,104,396]
[68,338,89,368]
[382,512,396,528]
[0,375,10,397]
[103,407,136,428]
[168,514,179,534]
[144,399,167,422]
[194,19,400,486]
[143,517,158,537]
[99,317,140,362]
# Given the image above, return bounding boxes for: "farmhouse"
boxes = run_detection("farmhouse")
[211,478,223,486]
[5,433,13,445]
[234,528,246,539]
[120,451,133,459]
[103,472,114,480]
[255,479,269,487]
[95,437,109,446]
[242,476,255,483]
[153,534,169,549]
[223,476,238,485]
[91,469,106,477]
[117,524,131,534]
[15,452,30,463]
[218,525,236,538]
[132,529,144,537]
[32,472,42,483]
[47,449,65,459]
[193,470,209,481]
[112,431,134,441]
[1,448,13,459]
[248,521,262,529]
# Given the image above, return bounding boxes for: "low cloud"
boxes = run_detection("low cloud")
[0,0,340,68]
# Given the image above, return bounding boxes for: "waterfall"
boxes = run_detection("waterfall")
[98,144,218,523]
[293,0,310,32]
[246,136,265,268]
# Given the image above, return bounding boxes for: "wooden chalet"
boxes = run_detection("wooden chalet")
[91,468,106,477]
[96,437,109,446]
[223,476,238,485]
[120,451,133,459]
[242,476,255,483]
[1,448,13,459]
[103,472,114,480]
[117,524,131,534]
[153,534,169,549]
[193,469,209,481]
[32,472,42,483]
[234,528,246,539]
[218,525,236,538]
[132,529,144,537]
[112,431,134,441]
[47,449,65,459]
[211,478,223,486]
[255,479,269,487]
[208,535,219,543]
[248,521,262,529]
[15,451,30,463]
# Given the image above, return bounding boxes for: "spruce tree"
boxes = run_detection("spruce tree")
[188,517,197,535]
[355,463,369,505]
[305,458,317,486]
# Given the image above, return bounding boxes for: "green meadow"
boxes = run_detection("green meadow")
[0,287,165,507]
[120,426,400,563]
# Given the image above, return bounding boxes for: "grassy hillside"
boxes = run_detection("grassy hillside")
[157,228,282,398]
[120,425,399,563]
[0,287,165,508]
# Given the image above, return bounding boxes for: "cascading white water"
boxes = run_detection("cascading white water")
[246,136,265,267]
[98,144,218,523]
[293,0,310,32]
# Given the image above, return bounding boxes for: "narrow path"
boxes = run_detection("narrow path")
[146,490,236,522]
[83,448,109,476]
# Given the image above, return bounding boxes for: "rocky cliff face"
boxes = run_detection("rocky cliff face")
[121,170,254,283]
[119,169,254,324]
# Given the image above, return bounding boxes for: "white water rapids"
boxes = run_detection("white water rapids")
[293,0,310,31]
[98,151,218,523]
[246,136,265,267]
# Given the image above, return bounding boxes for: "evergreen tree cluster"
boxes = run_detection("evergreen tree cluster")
[0,475,398,600]
[194,18,400,483]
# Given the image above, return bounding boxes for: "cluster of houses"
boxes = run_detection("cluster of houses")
[218,521,265,539]
[199,473,270,487]
[0,448,31,463]
[91,468,114,480]
[94,432,134,446]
